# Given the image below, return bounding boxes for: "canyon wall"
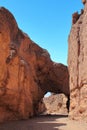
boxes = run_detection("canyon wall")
[68,1,87,120]
[0,7,69,122]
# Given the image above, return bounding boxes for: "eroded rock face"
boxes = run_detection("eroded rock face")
[0,7,69,122]
[43,93,68,115]
[68,2,87,120]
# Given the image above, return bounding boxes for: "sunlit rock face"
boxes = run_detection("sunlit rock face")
[68,2,87,120]
[0,7,69,122]
[43,93,68,115]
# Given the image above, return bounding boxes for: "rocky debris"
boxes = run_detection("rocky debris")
[43,93,68,115]
[0,7,69,122]
[68,2,87,120]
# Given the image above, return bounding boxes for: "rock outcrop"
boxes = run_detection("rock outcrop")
[82,0,86,5]
[43,93,68,115]
[0,7,69,122]
[68,2,87,120]
[72,12,80,25]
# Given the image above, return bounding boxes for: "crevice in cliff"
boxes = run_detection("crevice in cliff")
[76,12,84,106]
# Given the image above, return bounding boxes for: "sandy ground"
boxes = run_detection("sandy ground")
[0,115,87,130]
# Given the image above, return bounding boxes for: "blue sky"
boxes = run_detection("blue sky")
[0,0,83,65]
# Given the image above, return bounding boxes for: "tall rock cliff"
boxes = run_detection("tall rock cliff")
[0,7,69,122]
[68,1,87,120]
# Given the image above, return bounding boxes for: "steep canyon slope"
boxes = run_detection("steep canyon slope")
[68,1,87,120]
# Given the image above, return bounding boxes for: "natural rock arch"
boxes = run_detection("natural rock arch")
[0,7,69,122]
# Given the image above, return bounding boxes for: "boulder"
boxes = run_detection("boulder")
[43,93,68,115]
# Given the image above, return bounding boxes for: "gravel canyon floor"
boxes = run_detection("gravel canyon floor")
[0,115,87,130]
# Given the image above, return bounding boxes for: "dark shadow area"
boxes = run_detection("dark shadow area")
[0,114,67,130]
[38,114,68,118]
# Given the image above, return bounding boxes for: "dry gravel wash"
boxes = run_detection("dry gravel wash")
[0,115,87,130]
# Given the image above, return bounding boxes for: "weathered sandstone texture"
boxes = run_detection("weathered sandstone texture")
[43,93,68,115]
[0,7,69,122]
[68,2,87,120]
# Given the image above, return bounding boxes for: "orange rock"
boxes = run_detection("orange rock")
[0,7,69,122]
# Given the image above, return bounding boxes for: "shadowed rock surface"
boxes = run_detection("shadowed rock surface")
[0,7,69,122]
[82,0,86,5]
[68,2,87,120]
